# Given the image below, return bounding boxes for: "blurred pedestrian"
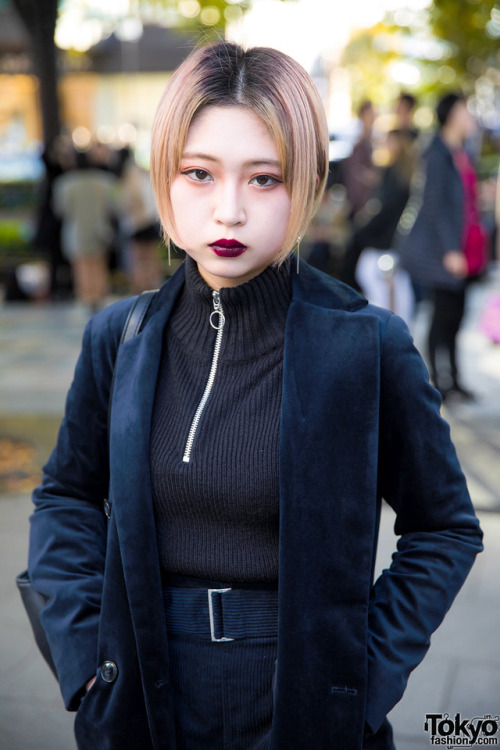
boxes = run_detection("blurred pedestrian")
[28,43,482,750]
[116,147,164,293]
[89,140,115,173]
[343,99,379,222]
[344,129,416,324]
[496,158,500,261]
[305,186,349,274]
[32,135,75,300]
[90,141,122,273]
[399,92,480,401]
[52,150,120,313]
[394,92,419,142]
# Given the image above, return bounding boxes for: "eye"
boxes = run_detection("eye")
[250,174,281,187]
[182,169,213,182]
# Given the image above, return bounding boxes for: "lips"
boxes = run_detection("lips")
[209,239,247,258]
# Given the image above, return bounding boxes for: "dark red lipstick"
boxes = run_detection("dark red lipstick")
[209,239,247,257]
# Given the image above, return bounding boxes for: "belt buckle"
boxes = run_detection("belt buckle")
[208,588,234,642]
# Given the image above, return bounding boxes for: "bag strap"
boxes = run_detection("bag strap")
[16,570,57,677]
[107,289,159,449]
[120,288,159,345]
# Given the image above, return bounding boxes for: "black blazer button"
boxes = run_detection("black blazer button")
[103,499,111,519]
[100,660,118,683]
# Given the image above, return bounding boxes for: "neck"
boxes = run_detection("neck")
[169,255,292,361]
[441,127,464,150]
[196,260,278,290]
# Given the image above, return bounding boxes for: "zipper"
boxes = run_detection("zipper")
[182,290,225,463]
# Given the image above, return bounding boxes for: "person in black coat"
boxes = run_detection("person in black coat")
[399,93,476,400]
[33,137,76,299]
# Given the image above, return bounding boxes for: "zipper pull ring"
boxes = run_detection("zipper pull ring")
[210,290,225,330]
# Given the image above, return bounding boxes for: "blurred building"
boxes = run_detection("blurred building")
[0,5,40,152]
[0,5,195,164]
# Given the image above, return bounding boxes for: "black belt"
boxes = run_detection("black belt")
[163,587,279,642]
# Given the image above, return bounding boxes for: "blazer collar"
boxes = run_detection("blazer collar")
[290,258,368,313]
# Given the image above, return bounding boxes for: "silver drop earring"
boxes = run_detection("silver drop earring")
[296,235,302,274]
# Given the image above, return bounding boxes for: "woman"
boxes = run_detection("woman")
[343,128,416,323]
[53,150,120,312]
[399,93,479,401]
[116,147,164,293]
[28,44,482,750]
[343,99,379,222]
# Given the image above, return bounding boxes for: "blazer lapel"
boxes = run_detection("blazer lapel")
[278,298,381,598]
[108,269,184,676]
[273,266,381,746]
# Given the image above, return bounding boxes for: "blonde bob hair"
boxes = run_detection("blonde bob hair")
[150,41,329,261]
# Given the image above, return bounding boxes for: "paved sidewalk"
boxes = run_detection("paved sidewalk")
[411,272,500,513]
[1,271,499,749]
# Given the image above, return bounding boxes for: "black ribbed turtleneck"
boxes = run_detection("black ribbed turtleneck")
[150,256,291,585]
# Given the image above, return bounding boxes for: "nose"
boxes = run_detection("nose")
[213,180,246,227]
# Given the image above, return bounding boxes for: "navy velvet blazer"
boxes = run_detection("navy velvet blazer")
[28,260,483,750]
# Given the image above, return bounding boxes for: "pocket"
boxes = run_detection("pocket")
[77,673,99,713]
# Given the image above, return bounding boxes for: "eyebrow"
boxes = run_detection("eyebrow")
[181,152,282,169]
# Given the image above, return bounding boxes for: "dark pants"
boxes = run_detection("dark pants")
[168,632,397,750]
[164,585,395,749]
[168,633,277,750]
[428,286,466,392]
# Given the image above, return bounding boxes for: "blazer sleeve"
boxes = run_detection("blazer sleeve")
[28,301,131,711]
[365,313,483,733]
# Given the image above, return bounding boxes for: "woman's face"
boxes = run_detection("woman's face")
[448,100,476,142]
[170,105,292,289]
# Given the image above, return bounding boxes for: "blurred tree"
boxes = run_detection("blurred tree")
[428,0,500,82]
[341,22,399,111]
[9,0,288,150]
[159,0,250,32]
[342,1,500,120]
